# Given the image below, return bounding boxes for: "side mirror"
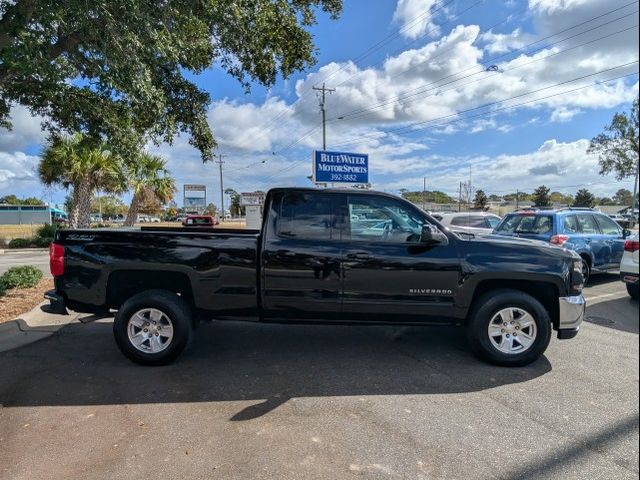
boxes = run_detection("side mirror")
[623,229,631,239]
[421,224,449,245]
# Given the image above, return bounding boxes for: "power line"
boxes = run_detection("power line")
[329,61,639,149]
[259,68,638,184]
[269,3,638,158]
[247,0,474,151]
[328,10,639,123]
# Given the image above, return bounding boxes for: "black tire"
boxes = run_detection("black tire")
[113,289,192,366]
[580,256,591,286]
[466,289,552,367]
[627,283,639,300]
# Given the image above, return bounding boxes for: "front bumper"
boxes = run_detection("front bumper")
[620,272,639,285]
[557,294,585,340]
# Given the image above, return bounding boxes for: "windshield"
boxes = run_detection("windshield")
[486,216,501,228]
[495,214,554,234]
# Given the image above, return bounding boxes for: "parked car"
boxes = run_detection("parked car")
[608,213,630,229]
[181,214,218,227]
[493,208,631,284]
[46,188,585,367]
[433,212,501,236]
[620,234,639,299]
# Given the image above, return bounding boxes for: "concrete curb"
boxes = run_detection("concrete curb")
[0,301,81,353]
[0,248,49,255]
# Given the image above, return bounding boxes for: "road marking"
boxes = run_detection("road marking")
[584,291,629,304]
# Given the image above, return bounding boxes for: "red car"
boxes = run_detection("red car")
[181,215,218,227]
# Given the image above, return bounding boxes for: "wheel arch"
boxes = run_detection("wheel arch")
[469,280,560,330]
[106,270,195,311]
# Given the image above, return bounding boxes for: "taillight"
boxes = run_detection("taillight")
[550,234,569,246]
[624,239,640,252]
[50,243,64,276]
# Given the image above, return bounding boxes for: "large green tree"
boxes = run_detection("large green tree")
[532,185,551,207]
[572,188,595,208]
[473,189,488,210]
[613,188,633,205]
[588,98,639,221]
[124,153,176,226]
[0,0,342,158]
[39,134,124,228]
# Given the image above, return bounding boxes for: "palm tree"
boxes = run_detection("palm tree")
[124,153,176,226]
[39,134,124,228]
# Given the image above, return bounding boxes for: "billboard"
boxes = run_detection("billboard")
[183,184,206,209]
[313,150,368,184]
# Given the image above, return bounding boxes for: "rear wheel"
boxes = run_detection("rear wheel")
[580,257,591,285]
[466,289,552,367]
[113,290,192,366]
[627,283,639,300]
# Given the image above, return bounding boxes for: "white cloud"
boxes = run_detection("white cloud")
[0,105,46,153]
[392,0,441,39]
[550,106,581,122]
[480,28,535,54]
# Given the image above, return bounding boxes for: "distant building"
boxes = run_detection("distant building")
[0,204,67,225]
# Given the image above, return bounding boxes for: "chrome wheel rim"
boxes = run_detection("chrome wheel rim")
[127,308,174,354]
[487,307,537,355]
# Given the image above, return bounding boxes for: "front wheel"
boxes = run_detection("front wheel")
[466,289,552,367]
[113,290,192,366]
[627,283,639,300]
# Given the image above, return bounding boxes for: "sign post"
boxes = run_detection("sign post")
[313,150,369,186]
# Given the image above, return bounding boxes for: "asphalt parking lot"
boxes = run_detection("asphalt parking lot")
[0,274,637,480]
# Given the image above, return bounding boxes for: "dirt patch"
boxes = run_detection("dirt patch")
[0,278,53,323]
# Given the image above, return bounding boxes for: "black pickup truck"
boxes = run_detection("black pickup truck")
[46,188,585,367]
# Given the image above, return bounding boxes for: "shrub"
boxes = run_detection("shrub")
[0,281,6,297]
[0,265,43,289]
[36,223,58,239]
[8,238,32,249]
[35,237,53,248]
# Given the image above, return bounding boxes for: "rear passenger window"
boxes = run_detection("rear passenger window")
[278,193,335,240]
[563,215,579,233]
[451,217,470,226]
[595,215,622,236]
[576,214,599,234]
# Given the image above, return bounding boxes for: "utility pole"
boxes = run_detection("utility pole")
[516,189,520,210]
[216,153,226,219]
[458,182,462,212]
[423,177,427,211]
[312,83,335,150]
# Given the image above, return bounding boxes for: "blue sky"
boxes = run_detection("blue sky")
[1,0,638,205]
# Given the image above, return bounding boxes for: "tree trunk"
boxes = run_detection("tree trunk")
[75,180,93,228]
[124,192,141,227]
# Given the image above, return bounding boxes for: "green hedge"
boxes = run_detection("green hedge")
[8,238,33,249]
[0,265,43,290]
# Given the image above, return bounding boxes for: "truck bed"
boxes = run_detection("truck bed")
[54,227,261,316]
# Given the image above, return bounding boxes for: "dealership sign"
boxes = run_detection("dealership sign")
[313,150,368,184]
[240,192,265,206]
[183,184,206,208]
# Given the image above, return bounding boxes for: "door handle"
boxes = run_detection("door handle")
[346,252,371,260]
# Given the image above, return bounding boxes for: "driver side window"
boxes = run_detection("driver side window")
[347,195,426,243]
